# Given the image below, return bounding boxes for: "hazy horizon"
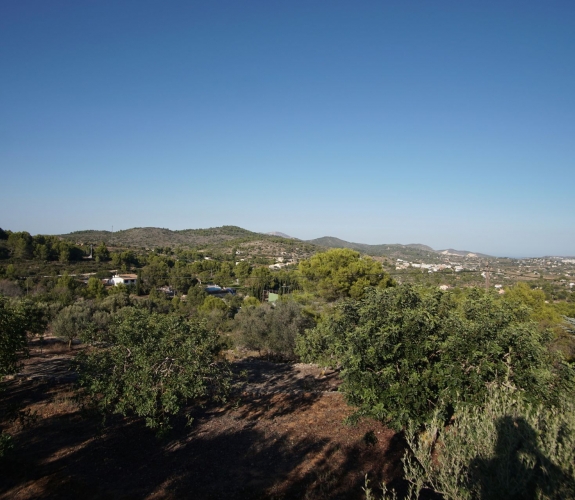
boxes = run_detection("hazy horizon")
[2,1,574,258]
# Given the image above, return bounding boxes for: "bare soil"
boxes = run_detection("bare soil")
[0,342,407,499]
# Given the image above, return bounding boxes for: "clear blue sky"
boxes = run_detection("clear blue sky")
[1,1,574,257]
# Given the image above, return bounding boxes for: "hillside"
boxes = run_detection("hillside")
[60,226,319,261]
[307,236,492,262]
[63,225,260,248]
[60,226,492,262]
[307,236,444,262]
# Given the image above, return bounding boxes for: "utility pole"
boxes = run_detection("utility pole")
[485,262,490,291]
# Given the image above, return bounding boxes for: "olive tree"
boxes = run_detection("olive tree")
[0,297,46,377]
[235,300,315,359]
[297,285,574,429]
[76,308,231,433]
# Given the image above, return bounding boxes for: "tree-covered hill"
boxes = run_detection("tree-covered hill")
[59,226,493,262]
[61,226,282,248]
[308,236,444,261]
[59,226,320,260]
[307,236,493,261]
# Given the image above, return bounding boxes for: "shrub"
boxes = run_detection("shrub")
[0,297,46,377]
[76,308,231,433]
[296,285,574,429]
[367,385,575,499]
[235,300,315,359]
[51,303,92,349]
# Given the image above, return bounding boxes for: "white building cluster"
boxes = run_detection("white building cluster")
[395,259,467,273]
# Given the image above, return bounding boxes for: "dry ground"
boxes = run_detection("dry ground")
[0,340,409,499]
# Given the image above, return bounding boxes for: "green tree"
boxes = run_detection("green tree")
[235,300,314,358]
[33,243,50,261]
[51,303,92,349]
[185,285,208,308]
[504,282,561,325]
[169,261,194,294]
[297,285,574,429]
[85,276,107,299]
[7,232,32,259]
[94,242,110,262]
[0,297,46,377]
[0,297,47,457]
[142,257,169,289]
[199,296,228,314]
[366,385,575,500]
[298,248,393,301]
[235,261,251,281]
[52,272,76,305]
[76,309,231,433]
[246,267,273,301]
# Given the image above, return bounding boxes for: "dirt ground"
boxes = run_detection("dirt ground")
[0,340,408,499]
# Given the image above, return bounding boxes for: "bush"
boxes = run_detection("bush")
[368,385,575,500]
[296,285,574,429]
[51,303,92,349]
[76,308,231,433]
[235,300,315,359]
[0,297,46,377]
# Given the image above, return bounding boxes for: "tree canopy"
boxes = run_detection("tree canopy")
[296,285,574,429]
[77,308,231,433]
[298,248,393,301]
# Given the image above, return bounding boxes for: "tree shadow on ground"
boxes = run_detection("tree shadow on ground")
[0,379,406,500]
[230,358,340,395]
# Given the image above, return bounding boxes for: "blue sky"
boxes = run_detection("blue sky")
[1,1,574,257]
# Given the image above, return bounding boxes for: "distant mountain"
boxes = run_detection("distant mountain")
[438,249,491,258]
[57,225,322,261]
[307,236,362,250]
[267,232,296,239]
[59,225,491,261]
[62,225,260,247]
[406,243,435,252]
[307,237,441,261]
[60,225,313,250]
[307,236,492,261]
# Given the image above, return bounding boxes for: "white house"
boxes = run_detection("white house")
[111,273,138,286]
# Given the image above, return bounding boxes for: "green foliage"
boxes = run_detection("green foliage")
[110,250,139,268]
[85,276,107,299]
[186,285,208,307]
[51,303,93,349]
[235,260,251,280]
[370,385,575,500]
[52,272,77,305]
[297,285,573,429]
[298,248,393,301]
[142,256,169,289]
[235,300,315,358]
[0,432,14,458]
[199,296,228,314]
[504,282,562,325]
[0,297,30,377]
[2,232,86,262]
[76,308,231,433]
[245,267,273,300]
[169,261,195,294]
[0,297,46,377]
[243,296,260,307]
[94,242,110,262]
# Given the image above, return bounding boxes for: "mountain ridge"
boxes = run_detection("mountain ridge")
[307,236,492,260]
[58,226,492,260]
